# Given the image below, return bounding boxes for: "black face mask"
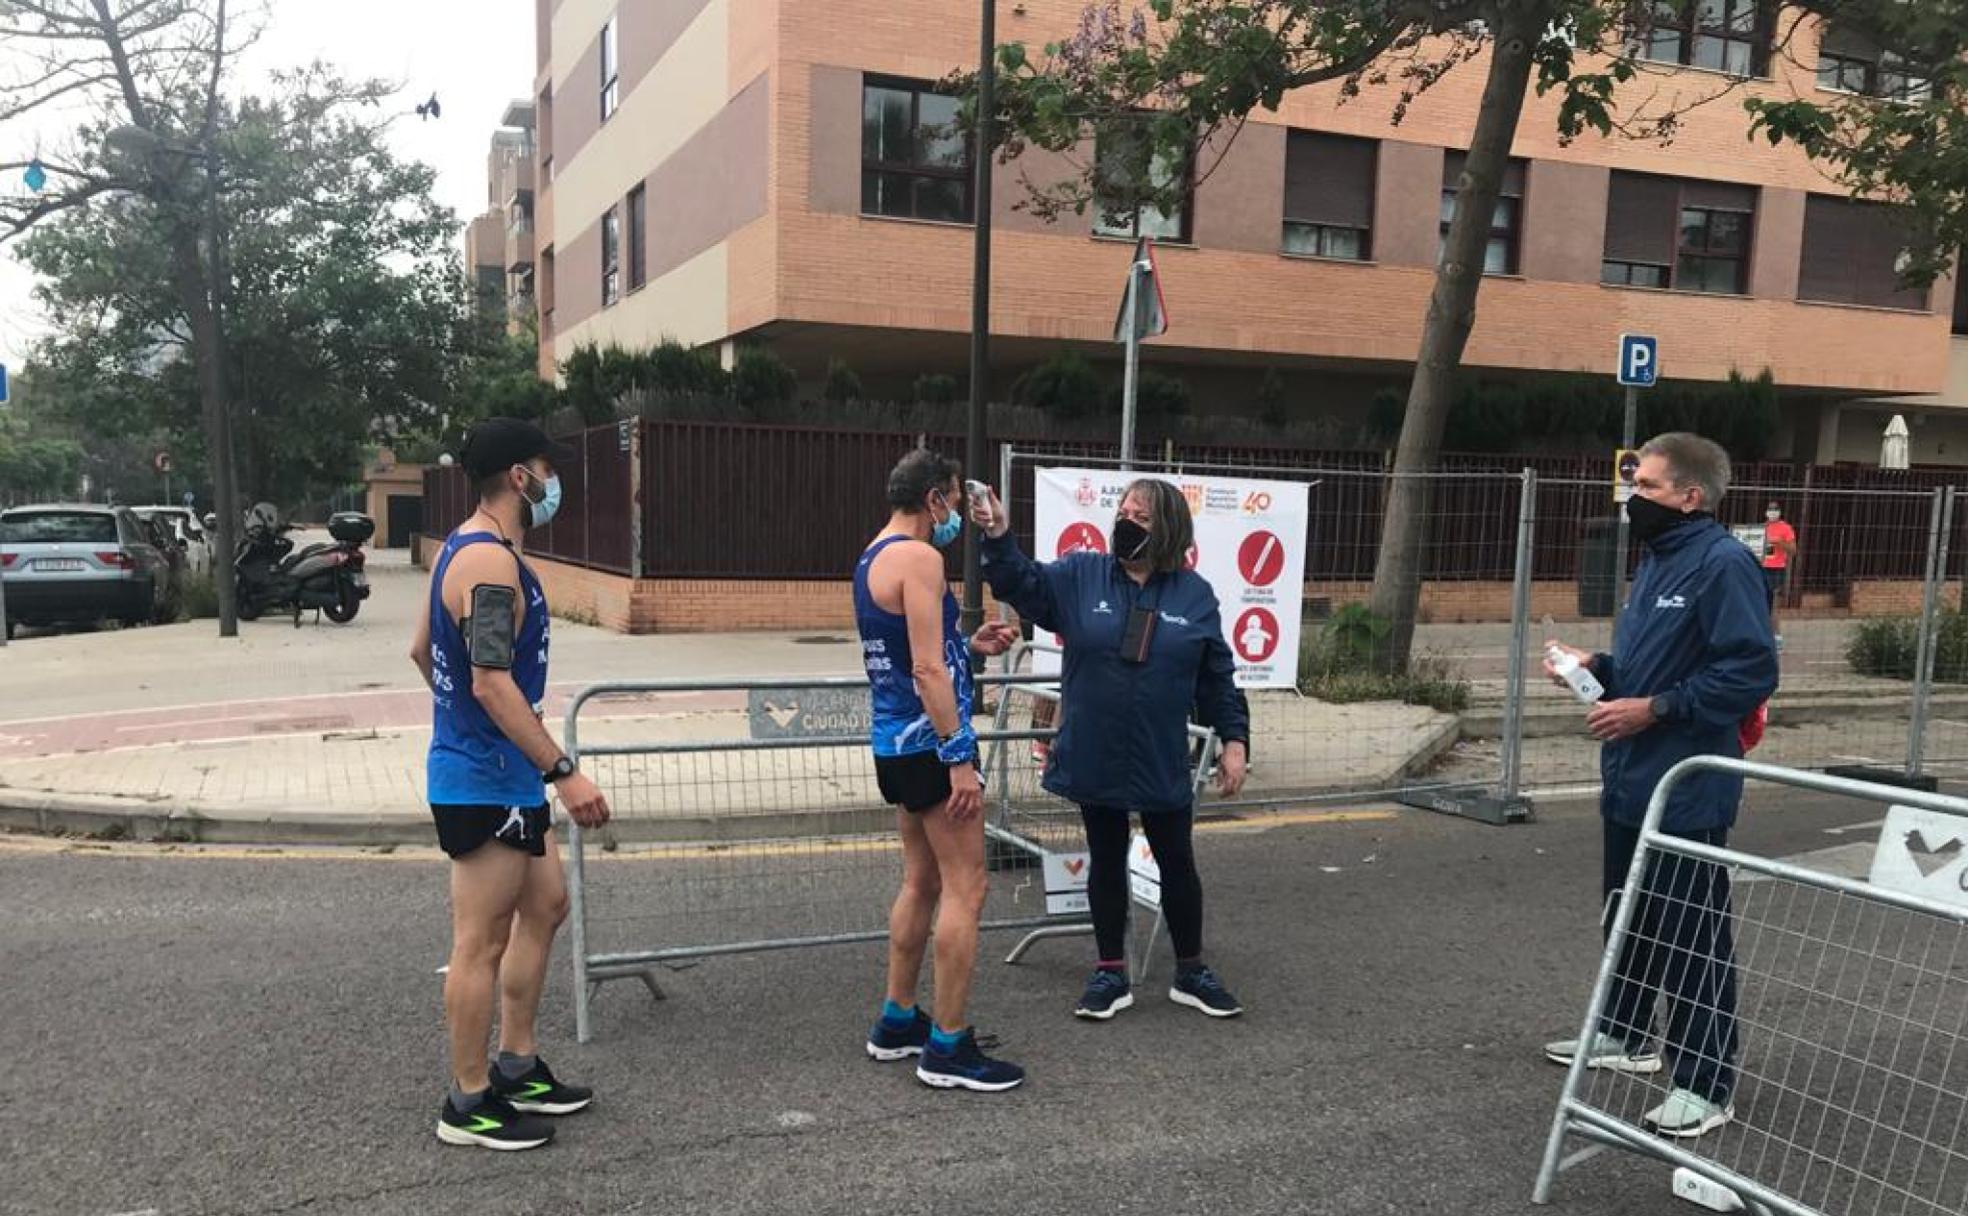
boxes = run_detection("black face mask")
[1112,517,1152,562]
[1625,493,1693,545]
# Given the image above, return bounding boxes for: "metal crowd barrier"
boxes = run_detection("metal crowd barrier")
[563,668,1222,1042]
[984,671,1219,975]
[1534,756,1968,1215]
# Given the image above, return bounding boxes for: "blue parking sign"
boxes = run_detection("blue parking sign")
[1617,334,1658,387]
[0,362,9,404]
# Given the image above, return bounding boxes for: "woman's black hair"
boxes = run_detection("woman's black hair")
[1121,478,1194,573]
[886,447,961,511]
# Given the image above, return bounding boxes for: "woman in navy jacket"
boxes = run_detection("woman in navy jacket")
[973,478,1251,1020]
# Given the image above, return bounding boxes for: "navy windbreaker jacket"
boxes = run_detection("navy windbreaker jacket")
[1595,515,1779,832]
[982,532,1250,813]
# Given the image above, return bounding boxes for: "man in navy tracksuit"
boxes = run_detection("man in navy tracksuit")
[1542,433,1778,1140]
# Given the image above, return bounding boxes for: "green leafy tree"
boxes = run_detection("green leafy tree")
[1747,8,1967,285]
[1107,367,1190,419]
[559,343,645,423]
[648,339,728,395]
[914,373,961,405]
[732,347,797,409]
[1254,367,1289,428]
[823,357,865,405]
[19,85,468,509]
[978,0,1959,669]
[0,2,458,634]
[1013,349,1107,417]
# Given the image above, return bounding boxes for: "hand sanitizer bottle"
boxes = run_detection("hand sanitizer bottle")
[1546,644,1604,704]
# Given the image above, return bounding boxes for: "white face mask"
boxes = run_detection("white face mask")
[1765,510,1780,522]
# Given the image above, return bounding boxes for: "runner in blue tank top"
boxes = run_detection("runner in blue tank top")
[855,449,1026,1092]
[409,418,611,1153]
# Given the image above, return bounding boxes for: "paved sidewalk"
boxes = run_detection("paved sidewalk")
[0,545,1932,840]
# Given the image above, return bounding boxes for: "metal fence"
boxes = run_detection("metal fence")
[1000,446,1547,824]
[421,418,1968,583]
[993,448,1968,828]
[420,421,636,574]
[1534,757,1968,1215]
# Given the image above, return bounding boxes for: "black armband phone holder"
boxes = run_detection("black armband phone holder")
[466,584,518,669]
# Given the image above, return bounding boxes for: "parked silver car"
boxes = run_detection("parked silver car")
[0,504,177,637]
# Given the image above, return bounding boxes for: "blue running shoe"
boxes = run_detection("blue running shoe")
[1074,968,1134,1020]
[866,1007,933,1061]
[915,1029,1025,1092]
[1169,965,1244,1018]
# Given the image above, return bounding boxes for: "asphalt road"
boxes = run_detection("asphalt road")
[3,794,1882,1216]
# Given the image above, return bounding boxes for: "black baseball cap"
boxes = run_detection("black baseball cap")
[460,417,575,480]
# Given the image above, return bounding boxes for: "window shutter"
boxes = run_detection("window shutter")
[1443,150,1525,196]
[1284,132,1377,228]
[1800,195,1925,309]
[1681,180,1757,211]
[1604,172,1680,263]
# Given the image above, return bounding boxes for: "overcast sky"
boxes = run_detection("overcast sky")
[0,0,536,370]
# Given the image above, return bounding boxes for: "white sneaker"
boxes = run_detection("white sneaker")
[1644,1087,1735,1138]
[1542,1032,1663,1073]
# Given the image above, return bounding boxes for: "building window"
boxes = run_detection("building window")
[1601,261,1670,289]
[599,14,619,121]
[1816,25,1932,101]
[600,208,620,307]
[1281,132,1375,260]
[627,184,647,292]
[1954,259,1968,336]
[540,245,556,334]
[1602,171,1755,295]
[1798,196,1928,310]
[860,80,973,224]
[1629,0,1774,77]
[539,85,554,182]
[1677,206,1751,294]
[1092,120,1191,242]
[1439,151,1525,275]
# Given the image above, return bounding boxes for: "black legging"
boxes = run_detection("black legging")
[1080,805,1204,963]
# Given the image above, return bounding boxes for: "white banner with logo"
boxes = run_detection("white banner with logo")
[1030,466,1310,689]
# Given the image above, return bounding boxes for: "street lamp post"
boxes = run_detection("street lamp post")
[960,0,997,643]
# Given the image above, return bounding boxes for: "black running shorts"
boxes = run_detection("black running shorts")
[430,803,553,859]
[874,751,953,813]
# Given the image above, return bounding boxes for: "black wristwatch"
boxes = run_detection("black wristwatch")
[544,755,578,783]
[1648,694,1672,722]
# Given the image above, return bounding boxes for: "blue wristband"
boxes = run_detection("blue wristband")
[936,723,979,766]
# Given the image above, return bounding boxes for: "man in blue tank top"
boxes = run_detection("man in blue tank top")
[856,449,1025,1091]
[409,418,612,1151]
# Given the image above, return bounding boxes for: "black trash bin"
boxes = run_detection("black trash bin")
[1578,517,1620,618]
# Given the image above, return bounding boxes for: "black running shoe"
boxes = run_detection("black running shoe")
[866,1007,933,1061]
[488,1058,593,1116]
[1074,968,1134,1020]
[436,1092,555,1151]
[916,1029,1026,1093]
[1169,965,1244,1018]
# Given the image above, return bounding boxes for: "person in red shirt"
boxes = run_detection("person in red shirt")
[1761,501,1798,649]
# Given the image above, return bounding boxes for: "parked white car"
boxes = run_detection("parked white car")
[133,506,214,578]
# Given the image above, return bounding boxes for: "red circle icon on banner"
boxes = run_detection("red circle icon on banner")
[1233,607,1280,663]
[1237,530,1285,587]
[1057,522,1108,557]
[1184,543,1200,571]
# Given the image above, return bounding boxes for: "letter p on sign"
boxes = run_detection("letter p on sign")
[1617,334,1658,388]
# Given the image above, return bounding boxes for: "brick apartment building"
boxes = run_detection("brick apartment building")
[520,0,1968,464]
[463,103,540,329]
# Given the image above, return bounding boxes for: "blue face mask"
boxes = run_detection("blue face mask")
[930,493,963,549]
[520,466,563,529]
